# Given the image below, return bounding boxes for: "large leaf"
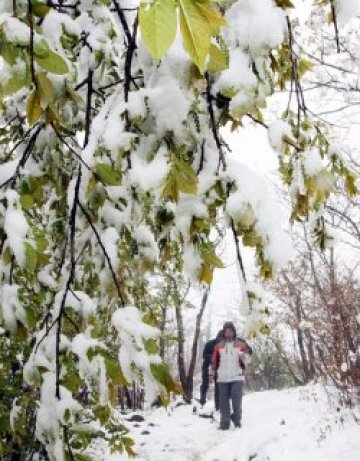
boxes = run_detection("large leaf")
[26,90,42,125]
[35,49,69,75]
[197,2,228,28]
[174,158,198,195]
[179,0,211,74]
[34,39,50,59]
[207,43,228,73]
[198,242,224,268]
[95,163,122,186]
[150,363,180,394]
[1,74,26,97]
[37,72,55,104]
[139,0,177,60]
[24,242,37,273]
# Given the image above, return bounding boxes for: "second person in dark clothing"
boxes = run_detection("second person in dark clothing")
[199,329,223,408]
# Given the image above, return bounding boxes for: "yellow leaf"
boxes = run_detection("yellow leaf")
[199,263,213,285]
[179,0,211,74]
[174,158,198,195]
[26,90,42,125]
[36,72,55,104]
[197,3,228,28]
[207,43,228,73]
[139,0,177,60]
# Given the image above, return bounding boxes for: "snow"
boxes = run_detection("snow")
[147,76,191,137]
[41,10,81,51]
[134,225,159,262]
[102,384,360,461]
[4,190,29,267]
[268,121,293,152]
[0,159,17,185]
[0,284,26,334]
[0,14,29,44]
[225,160,293,272]
[129,144,170,192]
[213,49,257,97]
[224,0,286,56]
[183,243,202,280]
[101,227,120,270]
[36,372,81,461]
[336,0,360,25]
[303,149,324,176]
[112,305,162,404]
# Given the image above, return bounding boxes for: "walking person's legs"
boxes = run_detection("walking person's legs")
[214,378,219,411]
[218,382,231,429]
[199,364,209,406]
[230,381,243,427]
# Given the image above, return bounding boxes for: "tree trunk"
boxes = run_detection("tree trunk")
[175,298,189,401]
[295,295,310,382]
[185,289,209,400]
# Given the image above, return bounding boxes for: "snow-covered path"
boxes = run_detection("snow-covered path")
[123,385,359,461]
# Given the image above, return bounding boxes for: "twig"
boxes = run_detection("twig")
[78,201,125,306]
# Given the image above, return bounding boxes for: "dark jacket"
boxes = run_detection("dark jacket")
[202,338,219,369]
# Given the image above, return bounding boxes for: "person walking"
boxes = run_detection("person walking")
[212,322,252,430]
[199,329,223,409]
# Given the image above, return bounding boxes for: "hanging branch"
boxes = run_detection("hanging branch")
[196,139,206,175]
[329,0,341,53]
[77,201,125,306]
[27,0,37,86]
[205,72,226,171]
[84,70,93,148]
[113,0,133,46]
[55,166,82,399]
[230,218,250,312]
[0,125,42,189]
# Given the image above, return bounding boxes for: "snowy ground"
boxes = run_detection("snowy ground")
[98,384,359,461]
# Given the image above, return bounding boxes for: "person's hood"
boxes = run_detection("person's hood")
[222,321,237,338]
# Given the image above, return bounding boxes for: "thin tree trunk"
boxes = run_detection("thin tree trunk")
[175,296,189,401]
[185,289,210,400]
[295,296,310,382]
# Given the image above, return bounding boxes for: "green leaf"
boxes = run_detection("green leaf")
[26,90,42,125]
[162,169,179,203]
[95,163,122,186]
[25,306,37,328]
[199,263,213,285]
[174,158,198,195]
[33,1,51,17]
[150,363,179,393]
[0,414,9,434]
[34,39,50,59]
[139,0,177,60]
[179,0,211,74]
[207,43,228,73]
[105,357,128,386]
[297,59,314,78]
[20,194,34,211]
[0,39,18,65]
[1,73,27,97]
[35,49,69,75]
[24,243,37,273]
[37,72,55,104]
[198,243,224,268]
